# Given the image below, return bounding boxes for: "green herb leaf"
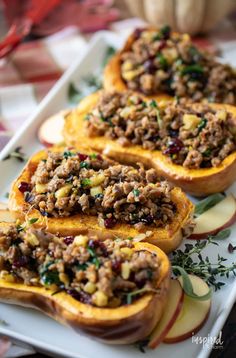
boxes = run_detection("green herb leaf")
[181,64,204,76]
[76,263,88,271]
[210,229,231,240]
[3,146,27,162]
[63,150,74,159]
[194,193,225,216]
[133,189,140,197]
[149,99,157,108]
[157,53,168,69]
[126,288,159,305]
[81,178,91,187]
[28,218,38,225]
[80,161,89,169]
[198,118,207,132]
[172,266,212,301]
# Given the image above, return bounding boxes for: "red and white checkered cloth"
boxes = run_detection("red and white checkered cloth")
[0,26,87,149]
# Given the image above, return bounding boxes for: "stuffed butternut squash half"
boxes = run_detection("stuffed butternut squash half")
[104,26,236,105]
[0,222,170,344]
[8,147,193,253]
[63,91,236,196]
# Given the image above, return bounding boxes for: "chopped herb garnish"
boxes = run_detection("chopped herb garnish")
[194,193,225,216]
[3,146,27,162]
[198,118,207,132]
[159,25,171,39]
[212,229,231,240]
[81,178,91,187]
[92,256,100,269]
[40,263,61,286]
[181,64,204,76]
[133,189,140,197]
[77,263,88,271]
[126,288,159,305]
[80,161,89,169]
[63,150,73,159]
[28,218,38,225]
[149,99,157,108]
[157,53,168,69]
[202,148,212,157]
[90,153,97,159]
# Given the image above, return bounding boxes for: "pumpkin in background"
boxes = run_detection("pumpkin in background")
[124,0,236,35]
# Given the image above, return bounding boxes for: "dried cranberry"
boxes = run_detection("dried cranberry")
[96,154,103,161]
[158,40,166,51]
[64,236,74,245]
[104,217,117,229]
[140,215,154,225]
[112,259,121,272]
[88,239,99,249]
[13,256,29,268]
[133,28,143,40]
[99,242,109,257]
[78,153,88,161]
[143,60,156,74]
[18,181,30,193]
[164,138,183,155]
[66,289,81,301]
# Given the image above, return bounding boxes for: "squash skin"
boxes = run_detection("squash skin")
[0,240,170,344]
[63,92,236,197]
[103,27,177,103]
[8,148,193,253]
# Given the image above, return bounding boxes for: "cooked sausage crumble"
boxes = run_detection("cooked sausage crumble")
[86,92,236,169]
[19,150,176,229]
[120,26,236,104]
[0,225,160,307]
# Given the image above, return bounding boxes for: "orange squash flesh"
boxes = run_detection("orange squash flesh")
[0,235,170,344]
[8,148,193,254]
[63,92,236,197]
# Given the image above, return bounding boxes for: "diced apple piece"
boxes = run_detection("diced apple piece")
[38,110,70,147]
[189,194,236,240]
[0,209,15,222]
[163,275,211,343]
[148,279,184,349]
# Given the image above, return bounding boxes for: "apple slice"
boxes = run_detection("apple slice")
[163,275,211,343]
[0,209,15,222]
[38,110,70,147]
[189,194,236,240]
[148,279,184,349]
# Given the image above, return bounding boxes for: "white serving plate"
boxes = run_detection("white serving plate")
[0,31,235,358]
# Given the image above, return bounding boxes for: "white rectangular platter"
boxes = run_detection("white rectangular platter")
[0,31,235,358]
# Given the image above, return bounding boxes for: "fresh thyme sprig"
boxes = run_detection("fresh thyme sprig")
[170,237,236,291]
[3,146,27,162]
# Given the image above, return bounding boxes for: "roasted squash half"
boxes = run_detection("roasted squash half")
[0,223,170,344]
[8,148,193,253]
[63,92,236,197]
[103,26,236,105]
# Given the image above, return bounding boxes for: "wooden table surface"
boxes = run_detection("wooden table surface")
[24,303,236,358]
